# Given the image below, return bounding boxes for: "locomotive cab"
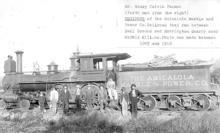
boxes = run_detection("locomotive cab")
[75,53,131,82]
[67,53,131,109]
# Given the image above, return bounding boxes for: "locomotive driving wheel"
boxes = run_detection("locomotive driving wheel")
[140,95,157,111]
[193,94,210,111]
[80,84,100,110]
[166,95,182,111]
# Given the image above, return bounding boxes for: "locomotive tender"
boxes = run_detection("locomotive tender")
[119,64,217,111]
[0,50,218,111]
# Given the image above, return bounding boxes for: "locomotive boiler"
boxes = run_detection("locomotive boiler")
[0,50,130,109]
[0,50,219,111]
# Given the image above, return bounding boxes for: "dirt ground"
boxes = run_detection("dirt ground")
[0,107,219,133]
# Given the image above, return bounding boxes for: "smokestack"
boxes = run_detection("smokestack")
[15,50,23,74]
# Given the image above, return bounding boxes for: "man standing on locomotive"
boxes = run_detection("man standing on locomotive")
[129,84,142,119]
[106,78,115,100]
[50,87,59,113]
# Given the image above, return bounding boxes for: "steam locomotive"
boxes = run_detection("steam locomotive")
[0,50,219,111]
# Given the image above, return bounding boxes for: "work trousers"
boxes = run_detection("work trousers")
[62,101,69,114]
[75,95,81,109]
[39,102,45,112]
[130,102,138,118]
[121,98,128,117]
[100,99,105,112]
[107,88,113,100]
[86,99,93,110]
[51,100,58,113]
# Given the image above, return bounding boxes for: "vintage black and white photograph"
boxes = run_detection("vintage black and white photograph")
[0,0,220,132]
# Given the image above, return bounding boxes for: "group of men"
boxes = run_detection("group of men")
[38,85,70,114]
[107,78,142,119]
[78,84,108,111]
[119,84,143,118]
[38,79,142,119]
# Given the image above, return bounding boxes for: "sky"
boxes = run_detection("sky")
[0,0,220,76]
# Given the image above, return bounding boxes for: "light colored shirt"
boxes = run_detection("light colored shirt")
[112,89,118,100]
[50,89,59,102]
[107,80,115,90]
[107,88,113,100]
[107,80,116,100]
[76,88,80,95]
[132,90,136,97]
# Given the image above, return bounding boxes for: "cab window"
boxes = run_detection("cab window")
[93,58,103,70]
[107,60,113,70]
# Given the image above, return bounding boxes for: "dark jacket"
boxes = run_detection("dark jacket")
[60,89,71,103]
[129,89,142,103]
[39,95,46,105]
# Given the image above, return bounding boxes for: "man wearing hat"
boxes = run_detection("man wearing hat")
[129,84,142,118]
[60,85,71,114]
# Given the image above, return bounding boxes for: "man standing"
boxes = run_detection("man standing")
[75,85,81,109]
[50,87,59,113]
[99,85,107,112]
[60,85,71,114]
[57,85,63,109]
[39,92,46,113]
[106,78,115,101]
[129,84,142,119]
[120,87,129,117]
[85,84,93,110]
